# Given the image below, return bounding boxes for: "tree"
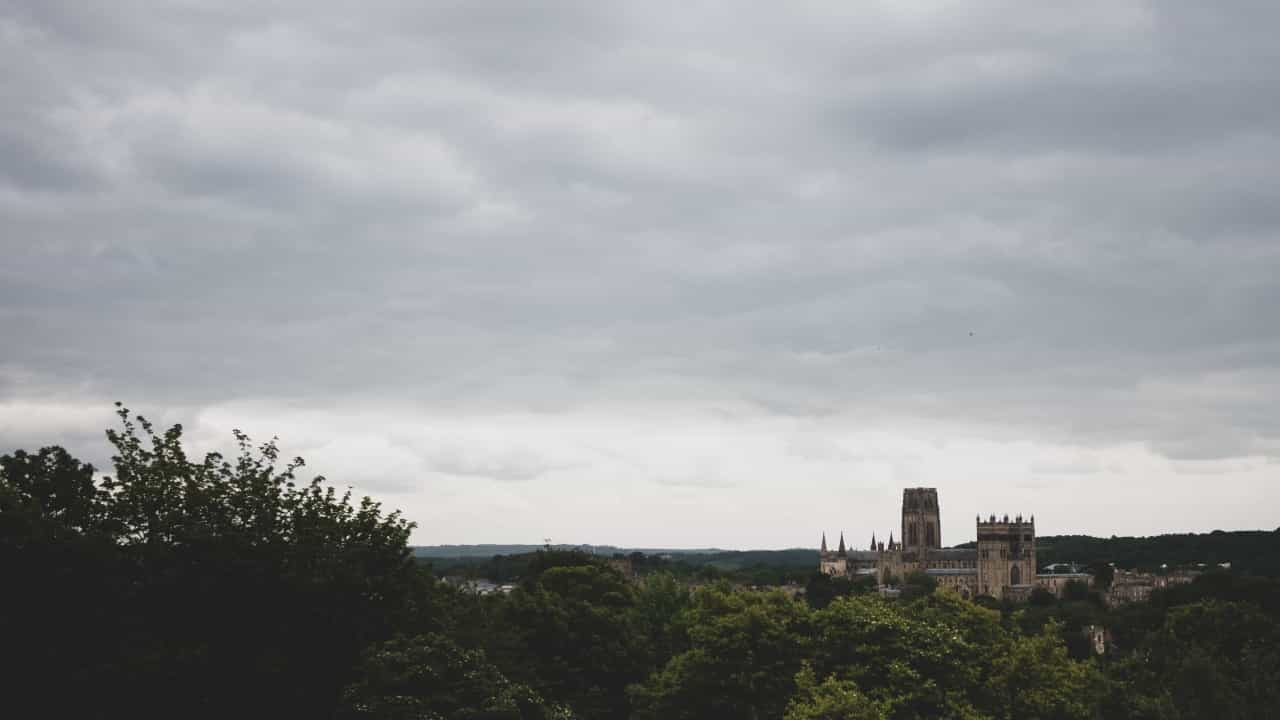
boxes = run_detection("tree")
[988,621,1102,720]
[632,572,693,667]
[0,445,103,534]
[972,594,1000,611]
[341,633,574,720]
[630,586,812,720]
[494,551,648,719]
[810,593,993,718]
[898,571,938,602]
[1,446,122,716]
[1061,580,1092,603]
[1110,601,1280,719]
[1088,562,1114,589]
[785,663,886,720]
[1,406,421,718]
[805,571,869,610]
[1030,587,1058,606]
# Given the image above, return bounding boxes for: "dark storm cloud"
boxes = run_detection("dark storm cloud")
[2,0,1279,480]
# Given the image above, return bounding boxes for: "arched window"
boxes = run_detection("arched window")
[1010,565,1022,585]
[925,523,935,546]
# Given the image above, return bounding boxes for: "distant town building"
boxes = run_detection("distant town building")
[819,488,1091,601]
[444,577,516,595]
[1104,568,1198,607]
[1036,572,1093,597]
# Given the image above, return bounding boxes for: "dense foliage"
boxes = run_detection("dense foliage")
[3,408,1278,719]
[1,406,422,718]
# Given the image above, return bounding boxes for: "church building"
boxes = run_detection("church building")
[818,487,1090,601]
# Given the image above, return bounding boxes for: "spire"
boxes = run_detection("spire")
[821,532,828,553]
[838,532,846,553]
[888,531,895,549]
[870,532,877,551]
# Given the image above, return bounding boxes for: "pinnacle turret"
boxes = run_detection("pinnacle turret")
[837,532,846,554]
[820,532,828,553]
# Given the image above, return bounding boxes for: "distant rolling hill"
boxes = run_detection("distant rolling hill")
[418,529,1280,577]
[413,545,818,570]
[413,544,731,559]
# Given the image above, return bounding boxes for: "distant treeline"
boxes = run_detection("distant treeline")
[953,530,1280,575]
[414,544,728,559]
[426,548,819,586]
[424,530,1280,584]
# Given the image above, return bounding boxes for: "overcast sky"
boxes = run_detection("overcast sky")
[3,1,1278,548]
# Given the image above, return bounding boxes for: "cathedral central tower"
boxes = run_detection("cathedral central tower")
[900,487,941,552]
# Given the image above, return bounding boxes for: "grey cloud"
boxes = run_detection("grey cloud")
[2,0,1279,472]
[1170,459,1261,475]
[1028,459,1102,476]
[426,445,569,484]
[655,473,739,490]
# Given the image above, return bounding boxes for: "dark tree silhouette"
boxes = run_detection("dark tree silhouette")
[1,405,422,718]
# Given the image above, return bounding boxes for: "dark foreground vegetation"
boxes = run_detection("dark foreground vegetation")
[3,407,1279,719]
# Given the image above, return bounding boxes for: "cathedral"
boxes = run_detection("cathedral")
[818,488,1090,601]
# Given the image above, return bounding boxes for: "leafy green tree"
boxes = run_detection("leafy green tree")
[805,571,871,609]
[494,551,647,719]
[0,445,104,534]
[898,571,938,602]
[811,592,991,719]
[341,633,574,720]
[1029,587,1057,606]
[1107,601,1280,720]
[988,620,1102,720]
[632,572,693,666]
[630,586,812,720]
[785,663,887,720]
[1,446,124,716]
[972,594,1000,611]
[1,406,421,718]
[912,588,1009,653]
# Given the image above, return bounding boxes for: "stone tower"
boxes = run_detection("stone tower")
[900,487,942,553]
[976,514,1036,599]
